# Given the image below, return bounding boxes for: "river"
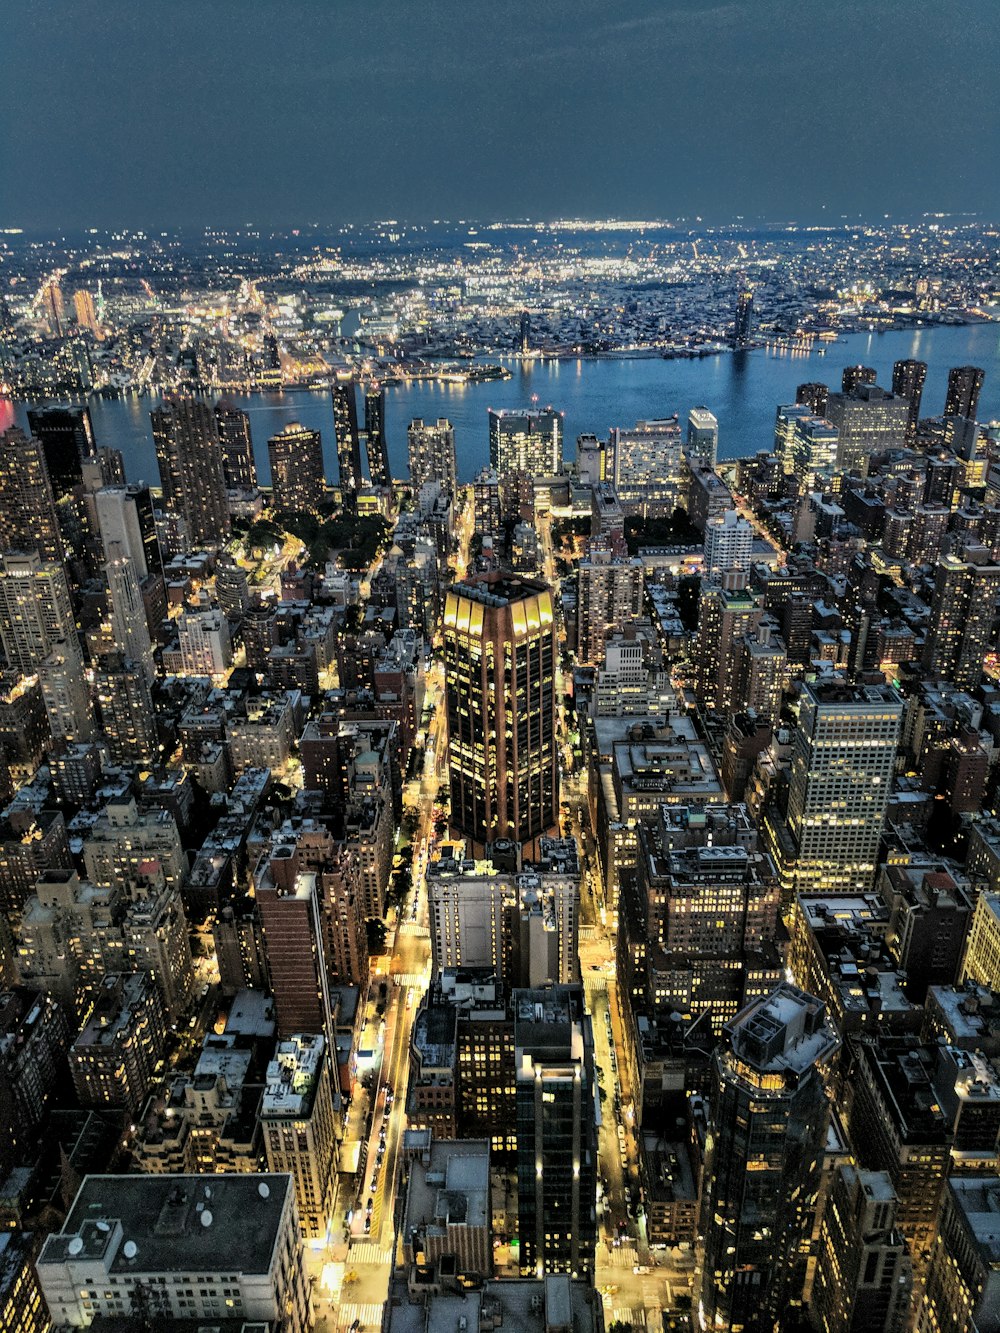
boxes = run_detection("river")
[4,323,1000,486]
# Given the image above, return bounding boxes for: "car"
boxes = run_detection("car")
[366,1197,374,1210]
[364,1217,371,1233]
[370,1174,378,1191]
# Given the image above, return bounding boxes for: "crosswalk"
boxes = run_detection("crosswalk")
[602,1242,640,1269]
[336,1300,384,1330]
[611,1307,645,1329]
[397,921,429,937]
[394,972,427,987]
[346,1241,393,1266]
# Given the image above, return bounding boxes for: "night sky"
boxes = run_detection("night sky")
[3,0,998,229]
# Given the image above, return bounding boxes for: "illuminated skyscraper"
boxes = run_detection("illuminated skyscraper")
[825,384,910,477]
[923,550,1000,690]
[944,364,985,420]
[786,680,902,892]
[444,574,558,854]
[26,405,94,499]
[151,397,231,547]
[0,427,63,562]
[39,640,95,743]
[0,552,76,673]
[105,542,156,683]
[842,364,877,394]
[696,984,839,1333]
[94,483,162,578]
[214,399,258,490]
[488,407,563,478]
[891,358,927,441]
[267,422,325,515]
[41,280,64,337]
[514,985,597,1278]
[72,288,100,337]
[408,418,457,496]
[687,405,719,465]
[332,374,362,511]
[364,382,391,487]
[732,288,754,348]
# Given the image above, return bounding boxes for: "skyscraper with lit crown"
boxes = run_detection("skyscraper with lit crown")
[444,573,558,854]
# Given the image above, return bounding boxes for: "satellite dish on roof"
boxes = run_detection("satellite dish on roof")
[258,1182,270,1199]
[123,1240,138,1260]
[96,1221,110,1233]
[68,1237,84,1256]
[201,1210,213,1228]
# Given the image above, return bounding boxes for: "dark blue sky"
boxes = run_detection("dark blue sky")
[3,0,998,229]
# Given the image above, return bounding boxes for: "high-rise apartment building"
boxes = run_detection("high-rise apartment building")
[261,1033,338,1239]
[732,288,754,348]
[39,640,95,742]
[332,374,362,510]
[786,681,902,892]
[151,397,231,546]
[842,364,878,394]
[608,418,685,514]
[408,418,457,496]
[0,552,76,673]
[694,570,763,713]
[796,382,829,417]
[94,653,158,767]
[812,1165,912,1333]
[488,407,563,478]
[0,427,63,562]
[892,359,927,440]
[695,984,839,1332]
[37,1173,312,1332]
[703,507,754,577]
[214,398,257,490]
[922,549,1000,690]
[444,574,558,854]
[576,548,645,665]
[70,970,166,1113]
[687,405,719,465]
[0,1230,49,1333]
[944,364,985,420]
[256,852,332,1045]
[514,985,597,1279]
[0,987,71,1175]
[364,382,391,487]
[26,404,94,498]
[176,605,232,675]
[267,421,325,514]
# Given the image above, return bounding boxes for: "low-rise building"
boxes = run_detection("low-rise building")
[36,1172,311,1331]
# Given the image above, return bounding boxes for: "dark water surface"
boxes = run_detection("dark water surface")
[5,323,1000,486]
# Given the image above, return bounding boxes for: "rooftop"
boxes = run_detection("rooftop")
[38,1174,292,1276]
